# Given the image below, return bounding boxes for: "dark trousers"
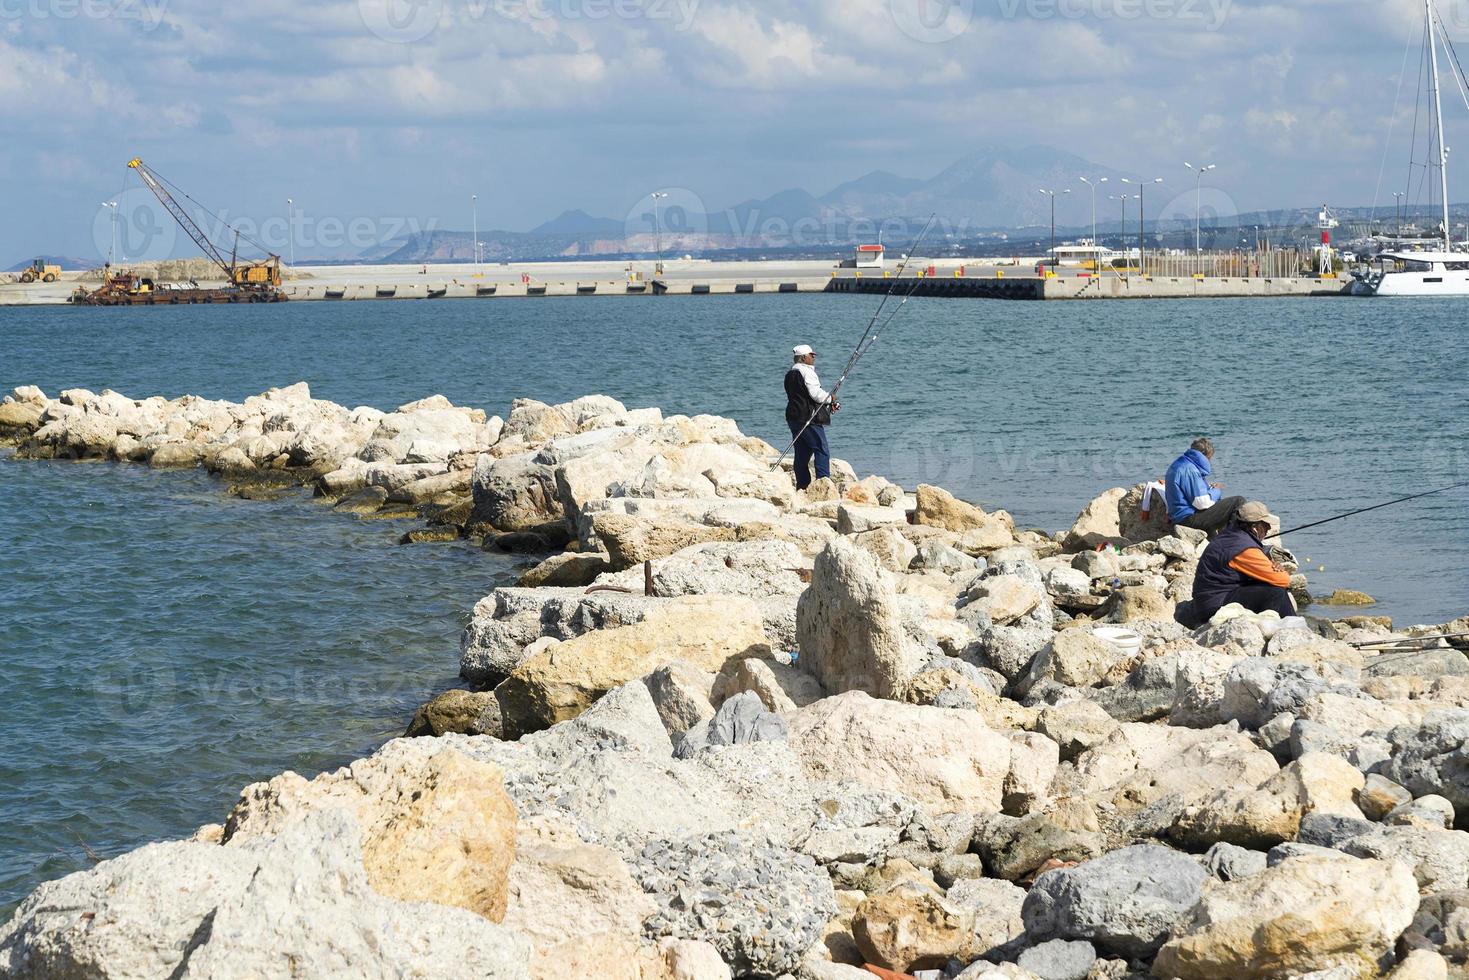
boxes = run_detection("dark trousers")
[790,423,830,490]
[1179,495,1246,536]
[1207,583,1298,620]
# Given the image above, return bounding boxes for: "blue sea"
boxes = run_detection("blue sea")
[1,294,1466,911]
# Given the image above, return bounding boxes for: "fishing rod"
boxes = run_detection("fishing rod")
[1265,479,1469,539]
[776,213,939,467]
[1351,631,1469,650]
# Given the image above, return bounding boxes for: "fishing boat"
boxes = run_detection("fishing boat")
[1353,0,1469,296]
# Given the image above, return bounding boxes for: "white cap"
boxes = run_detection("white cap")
[793,344,814,357]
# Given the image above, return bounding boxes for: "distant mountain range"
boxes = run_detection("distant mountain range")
[19,145,1466,269]
[368,145,1139,263]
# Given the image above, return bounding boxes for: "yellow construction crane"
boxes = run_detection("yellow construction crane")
[126,158,283,290]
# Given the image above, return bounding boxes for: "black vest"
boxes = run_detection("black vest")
[1193,524,1269,613]
[784,367,827,427]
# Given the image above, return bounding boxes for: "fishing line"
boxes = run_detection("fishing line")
[776,213,938,467]
[1265,479,1469,539]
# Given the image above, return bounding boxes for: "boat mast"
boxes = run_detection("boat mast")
[1429,0,1453,251]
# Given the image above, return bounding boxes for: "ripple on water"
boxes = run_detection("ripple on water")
[0,458,515,914]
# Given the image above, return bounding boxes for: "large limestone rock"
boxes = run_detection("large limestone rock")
[792,692,1012,814]
[470,454,564,532]
[1063,487,1126,551]
[221,741,517,923]
[503,815,657,979]
[915,483,996,534]
[1072,724,1279,824]
[1118,483,1173,543]
[1171,754,1366,850]
[495,595,773,737]
[592,513,738,572]
[796,538,927,699]
[1022,844,1208,957]
[0,809,532,979]
[854,882,979,973]
[1153,856,1419,979]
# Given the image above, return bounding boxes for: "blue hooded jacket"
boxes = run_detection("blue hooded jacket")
[1165,449,1221,521]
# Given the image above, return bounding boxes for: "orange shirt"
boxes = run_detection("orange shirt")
[1228,548,1291,588]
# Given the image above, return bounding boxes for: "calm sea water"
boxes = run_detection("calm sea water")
[1,293,1466,910]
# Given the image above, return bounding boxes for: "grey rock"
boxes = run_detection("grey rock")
[800,825,901,866]
[1089,654,1180,723]
[1386,795,1456,830]
[913,542,979,575]
[1037,701,1121,762]
[636,832,836,977]
[1018,939,1098,980]
[1289,718,1392,772]
[1266,842,1355,865]
[1400,889,1469,960]
[966,621,1056,681]
[1194,616,1268,656]
[933,853,987,888]
[1202,841,1268,881]
[975,811,1103,884]
[1219,658,1333,730]
[1364,647,1469,680]
[1297,811,1469,891]
[1021,844,1208,957]
[470,452,563,532]
[1382,709,1469,818]
[708,691,789,747]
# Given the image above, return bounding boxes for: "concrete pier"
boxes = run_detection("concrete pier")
[1,257,1355,306]
[826,271,1351,300]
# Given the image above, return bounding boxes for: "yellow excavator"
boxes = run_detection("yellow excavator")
[19,259,61,283]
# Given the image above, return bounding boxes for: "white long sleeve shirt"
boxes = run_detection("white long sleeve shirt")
[792,362,831,403]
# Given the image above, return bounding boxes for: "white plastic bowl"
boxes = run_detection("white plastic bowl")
[1092,626,1144,659]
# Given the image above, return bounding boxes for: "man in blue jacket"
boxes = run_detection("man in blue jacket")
[1165,438,1245,535]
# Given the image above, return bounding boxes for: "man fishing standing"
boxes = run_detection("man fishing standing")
[785,344,838,491]
[1192,500,1297,621]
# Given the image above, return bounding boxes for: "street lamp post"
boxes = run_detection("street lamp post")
[1039,188,1070,278]
[1393,192,1406,236]
[1079,176,1107,268]
[1122,177,1163,276]
[1111,194,1136,283]
[102,201,119,266]
[1183,162,1217,259]
[650,192,669,274]
[285,198,295,271]
[471,194,480,274]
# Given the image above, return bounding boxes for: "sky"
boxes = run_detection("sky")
[4,0,1467,264]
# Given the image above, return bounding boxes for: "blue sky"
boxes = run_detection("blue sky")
[3,0,1463,263]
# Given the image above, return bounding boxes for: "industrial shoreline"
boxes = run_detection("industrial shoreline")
[0,257,1350,306]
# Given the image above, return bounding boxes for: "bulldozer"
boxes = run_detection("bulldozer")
[19,259,61,283]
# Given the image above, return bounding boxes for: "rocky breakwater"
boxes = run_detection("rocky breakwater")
[5,386,1469,979]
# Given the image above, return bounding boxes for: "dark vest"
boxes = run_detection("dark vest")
[784,367,826,428]
[1193,524,1269,613]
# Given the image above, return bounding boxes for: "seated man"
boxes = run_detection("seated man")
[1165,437,1245,535]
[1192,500,1298,621]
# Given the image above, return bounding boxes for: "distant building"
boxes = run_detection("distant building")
[854,244,885,269]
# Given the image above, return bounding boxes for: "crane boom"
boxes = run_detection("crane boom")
[127,158,237,281]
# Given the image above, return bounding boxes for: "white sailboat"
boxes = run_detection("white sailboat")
[1353,0,1469,296]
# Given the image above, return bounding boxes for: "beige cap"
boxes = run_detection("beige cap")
[1237,501,1272,523]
